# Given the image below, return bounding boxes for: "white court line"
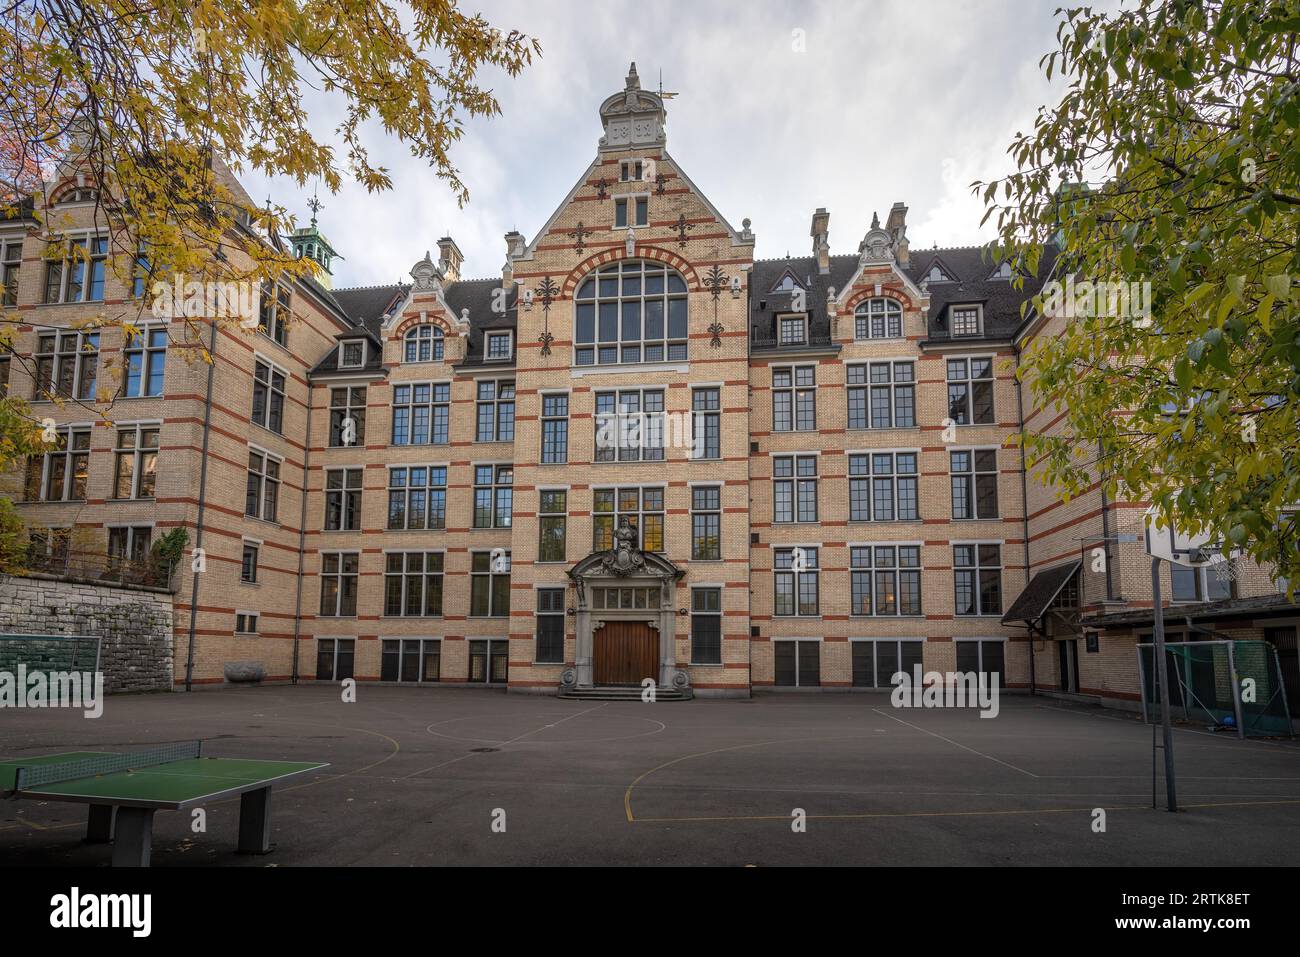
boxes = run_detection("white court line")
[871,708,1040,778]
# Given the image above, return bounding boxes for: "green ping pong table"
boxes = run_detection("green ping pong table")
[0,742,327,867]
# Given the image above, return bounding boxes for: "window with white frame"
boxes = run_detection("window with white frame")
[122,327,167,397]
[319,552,359,617]
[573,259,688,365]
[854,298,903,339]
[1172,563,1234,603]
[107,525,151,566]
[541,394,568,464]
[848,451,918,522]
[778,315,807,345]
[387,466,446,530]
[851,545,921,616]
[392,382,449,445]
[112,424,160,499]
[234,611,259,635]
[469,550,510,617]
[619,159,644,182]
[595,388,665,462]
[691,588,723,664]
[485,331,513,361]
[35,330,98,400]
[847,361,915,430]
[251,359,286,433]
[475,379,515,442]
[954,544,1002,616]
[536,589,566,663]
[614,195,649,228]
[246,449,281,522]
[44,236,108,303]
[946,357,995,425]
[692,387,720,459]
[852,638,924,688]
[384,551,444,616]
[593,486,664,552]
[473,464,513,528]
[381,638,440,682]
[339,340,366,368]
[950,449,999,520]
[1,237,21,306]
[691,485,721,560]
[324,468,363,531]
[404,325,444,362]
[774,454,818,524]
[538,490,567,563]
[258,280,291,347]
[329,386,366,447]
[315,638,355,680]
[774,547,819,617]
[241,541,260,584]
[24,427,90,501]
[950,305,981,337]
[773,365,815,431]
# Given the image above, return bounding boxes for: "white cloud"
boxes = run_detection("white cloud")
[244,0,1075,287]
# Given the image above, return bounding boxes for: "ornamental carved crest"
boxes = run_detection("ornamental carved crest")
[601,517,647,577]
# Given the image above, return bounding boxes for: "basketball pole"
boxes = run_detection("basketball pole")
[1150,557,1178,812]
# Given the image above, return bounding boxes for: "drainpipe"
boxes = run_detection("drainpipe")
[1098,440,1117,600]
[1013,347,1036,696]
[183,318,219,691]
[290,394,314,683]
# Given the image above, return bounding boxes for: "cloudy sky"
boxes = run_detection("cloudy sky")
[243,0,1107,289]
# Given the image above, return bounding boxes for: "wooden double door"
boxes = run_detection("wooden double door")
[594,621,659,686]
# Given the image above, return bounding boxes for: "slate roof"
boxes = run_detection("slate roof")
[748,243,1059,348]
[1081,593,1300,630]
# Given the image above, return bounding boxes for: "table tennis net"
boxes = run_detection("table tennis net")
[14,741,203,791]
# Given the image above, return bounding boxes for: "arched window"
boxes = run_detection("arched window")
[404,324,444,362]
[854,298,903,340]
[573,259,688,365]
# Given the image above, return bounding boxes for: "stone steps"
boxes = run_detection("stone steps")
[557,686,692,701]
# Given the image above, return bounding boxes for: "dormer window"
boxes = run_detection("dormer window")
[778,315,807,346]
[924,264,953,284]
[54,186,101,205]
[339,341,365,368]
[486,331,513,361]
[989,262,1014,280]
[854,298,903,340]
[772,272,804,293]
[950,306,982,337]
[404,324,444,362]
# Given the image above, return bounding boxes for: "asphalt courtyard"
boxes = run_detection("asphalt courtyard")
[2,686,1298,866]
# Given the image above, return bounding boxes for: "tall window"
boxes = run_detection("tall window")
[853,639,924,688]
[324,468,363,531]
[241,542,259,584]
[475,379,515,442]
[691,486,721,560]
[319,552,359,617]
[107,526,151,566]
[593,487,664,552]
[132,241,150,298]
[614,196,649,228]
[404,325,444,362]
[947,357,994,425]
[774,454,817,524]
[392,383,450,445]
[538,490,567,563]
[1,238,21,306]
[258,280,291,347]
[0,353,8,397]
[854,298,903,339]
[848,361,915,430]
[35,331,98,400]
[541,394,569,464]
[950,306,981,337]
[329,386,366,447]
[692,387,720,459]
[851,545,921,616]
[384,552,444,616]
[951,449,999,520]
[316,638,355,680]
[246,449,281,522]
[595,388,664,462]
[112,424,160,499]
[472,464,513,528]
[954,544,1002,616]
[44,237,108,303]
[573,259,688,365]
[774,547,819,617]
[849,451,919,522]
[251,360,286,433]
[773,365,815,431]
[122,328,167,398]
[387,466,447,530]
[536,589,566,664]
[691,588,722,664]
[25,428,90,501]
[470,551,511,617]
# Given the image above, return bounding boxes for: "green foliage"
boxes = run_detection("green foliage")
[980,0,1300,589]
[0,497,26,574]
[149,527,189,583]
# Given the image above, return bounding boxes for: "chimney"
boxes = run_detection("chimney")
[502,230,525,289]
[886,202,909,265]
[436,236,464,283]
[810,208,830,275]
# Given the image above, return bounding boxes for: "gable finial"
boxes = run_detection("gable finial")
[871,211,880,230]
[626,62,640,90]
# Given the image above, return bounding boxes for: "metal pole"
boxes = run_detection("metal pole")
[1227,641,1245,740]
[1151,557,1178,811]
